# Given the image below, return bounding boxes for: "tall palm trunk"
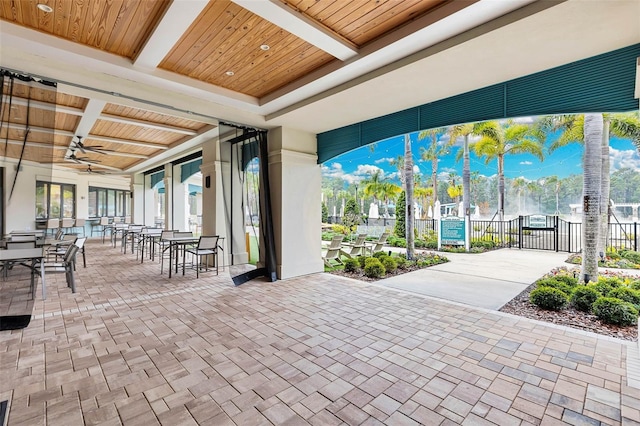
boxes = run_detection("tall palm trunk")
[598,119,610,255]
[498,155,505,221]
[462,135,470,218]
[431,159,438,203]
[405,134,415,260]
[581,113,603,282]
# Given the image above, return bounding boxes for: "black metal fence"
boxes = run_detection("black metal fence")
[336,215,638,253]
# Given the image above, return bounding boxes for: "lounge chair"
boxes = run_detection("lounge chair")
[322,235,345,267]
[341,233,368,258]
[368,231,390,255]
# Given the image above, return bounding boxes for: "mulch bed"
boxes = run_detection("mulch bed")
[329,262,430,283]
[499,283,638,342]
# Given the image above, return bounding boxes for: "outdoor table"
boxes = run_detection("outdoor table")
[162,236,199,278]
[138,229,162,263]
[0,248,46,299]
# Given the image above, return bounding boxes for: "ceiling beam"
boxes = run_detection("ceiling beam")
[1,97,84,116]
[133,0,209,68]
[3,139,67,150]
[75,99,107,139]
[232,0,358,61]
[99,113,198,135]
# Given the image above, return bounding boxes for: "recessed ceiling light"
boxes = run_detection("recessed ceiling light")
[225,71,235,76]
[260,44,270,51]
[37,3,53,13]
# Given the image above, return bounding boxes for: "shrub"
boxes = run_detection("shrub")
[373,251,389,259]
[530,287,569,311]
[552,274,579,287]
[592,297,639,326]
[608,287,640,308]
[620,250,640,264]
[387,235,406,248]
[381,256,398,273]
[536,278,573,296]
[570,286,600,312]
[629,279,640,291]
[395,256,407,269]
[358,256,368,268]
[331,224,349,235]
[394,191,406,238]
[592,277,623,296]
[364,258,386,278]
[343,258,360,273]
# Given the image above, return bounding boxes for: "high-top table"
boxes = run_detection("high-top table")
[0,248,46,299]
[162,236,199,278]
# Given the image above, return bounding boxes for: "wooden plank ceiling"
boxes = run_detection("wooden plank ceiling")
[0,0,462,173]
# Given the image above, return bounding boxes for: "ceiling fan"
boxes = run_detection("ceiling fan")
[65,152,101,164]
[82,165,108,175]
[71,136,113,155]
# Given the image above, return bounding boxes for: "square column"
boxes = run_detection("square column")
[268,127,323,279]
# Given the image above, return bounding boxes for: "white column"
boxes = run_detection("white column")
[144,175,156,226]
[268,127,323,279]
[132,173,145,225]
[163,164,173,230]
[172,164,188,232]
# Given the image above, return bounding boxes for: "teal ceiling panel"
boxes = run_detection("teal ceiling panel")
[419,84,505,129]
[318,43,640,164]
[360,108,419,145]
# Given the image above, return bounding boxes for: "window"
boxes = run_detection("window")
[36,181,76,219]
[88,186,131,218]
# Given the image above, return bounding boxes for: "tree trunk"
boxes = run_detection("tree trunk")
[405,134,415,260]
[598,119,611,256]
[462,135,471,252]
[581,113,603,282]
[498,155,505,221]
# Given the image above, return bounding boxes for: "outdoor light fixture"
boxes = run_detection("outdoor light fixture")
[260,44,270,51]
[37,4,53,13]
[599,251,605,261]
[225,71,234,76]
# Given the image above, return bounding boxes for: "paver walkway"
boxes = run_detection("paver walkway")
[0,240,639,425]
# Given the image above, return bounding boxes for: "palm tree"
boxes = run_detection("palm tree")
[363,169,385,205]
[404,134,415,260]
[472,120,545,221]
[449,123,475,221]
[511,177,527,214]
[541,112,640,251]
[414,186,433,218]
[582,113,603,282]
[418,127,451,205]
[389,155,405,189]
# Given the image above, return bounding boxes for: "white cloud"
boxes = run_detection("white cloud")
[609,147,640,172]
[353,164,384,177]
[519,161,533,165]
[375,157,394,164]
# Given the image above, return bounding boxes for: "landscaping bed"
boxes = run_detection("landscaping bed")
[328,251,449,282]
[500,268,639,342]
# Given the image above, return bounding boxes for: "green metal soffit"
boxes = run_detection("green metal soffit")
[317,43,640,164]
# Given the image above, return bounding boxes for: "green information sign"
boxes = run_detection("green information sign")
[440,217,466,245]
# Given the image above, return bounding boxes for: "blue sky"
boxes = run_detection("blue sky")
[322,129,640,185]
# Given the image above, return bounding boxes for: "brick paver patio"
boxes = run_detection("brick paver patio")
[1,240,639,425]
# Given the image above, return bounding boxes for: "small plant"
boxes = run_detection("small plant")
[630,279,640,291]
[570,286,600,312]
[373,251,389,259]
[343,258,360,273]
[536,277,573,295]
[608,287,640,308]
[395,256,407,269]
[381,256,398,273]
[358,255,368,268]
[620,250,640,264]
[552,274,579,287]
[592,297,639,326]
[591,276,624,296]
[530,287,569,311]
[364,257,386,278]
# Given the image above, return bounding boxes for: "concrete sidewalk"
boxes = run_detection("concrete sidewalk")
[376,248,569,309]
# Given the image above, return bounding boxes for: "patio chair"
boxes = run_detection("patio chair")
[341,233,368,258]
[185,235,220,277]
[368,231,390,255]
[46,218,60,236]
[61,218,75,234]
[72,218,86,236]
[322,235,345,267]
